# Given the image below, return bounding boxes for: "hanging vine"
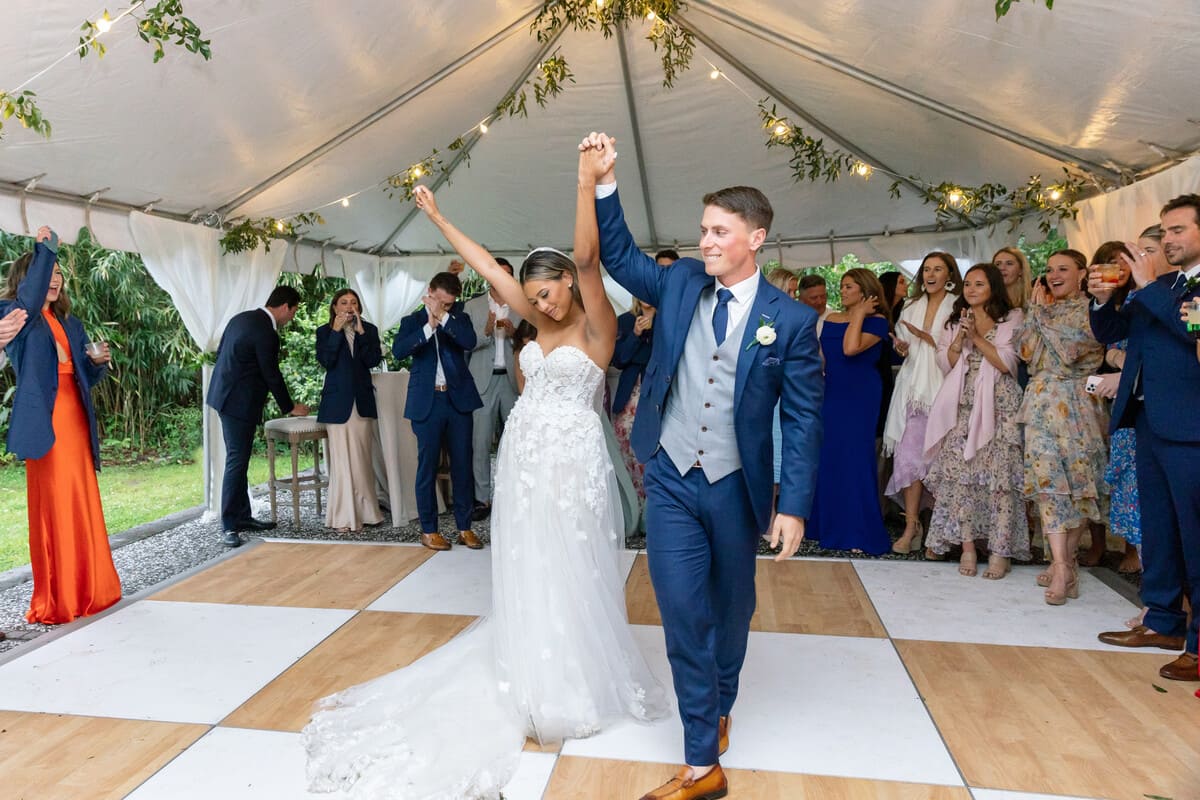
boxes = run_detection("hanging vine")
[219,212,324,255]
[995,0,1055,20]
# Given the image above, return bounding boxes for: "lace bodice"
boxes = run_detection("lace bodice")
[518,341,603,410]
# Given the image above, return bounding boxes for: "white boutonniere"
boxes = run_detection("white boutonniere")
[747,315,776,350]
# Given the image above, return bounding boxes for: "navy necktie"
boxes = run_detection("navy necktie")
[712,288,734,346]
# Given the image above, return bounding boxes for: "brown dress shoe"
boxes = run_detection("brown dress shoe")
[458,529,483,550]
[420,532,452,551]
[640,765,727,800]
[1159,652,1200,681]
[1097,625,1185,651]
[718,715,730,756]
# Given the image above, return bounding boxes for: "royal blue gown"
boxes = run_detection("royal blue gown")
[808,316,891,554]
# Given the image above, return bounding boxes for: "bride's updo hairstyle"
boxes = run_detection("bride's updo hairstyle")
[520,247,585,311]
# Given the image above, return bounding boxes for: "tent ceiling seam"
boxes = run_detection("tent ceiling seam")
[372,26,569,253]
[676,14,979,229]
[686,0,1129,184]
[210,5,542,219]
[616,27,659,248]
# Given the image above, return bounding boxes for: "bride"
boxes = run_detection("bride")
[303,147,668,798]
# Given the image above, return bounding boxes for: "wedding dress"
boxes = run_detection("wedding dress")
[304,341,668,799]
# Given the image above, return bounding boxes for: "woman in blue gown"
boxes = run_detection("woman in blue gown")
[808,268,892,554]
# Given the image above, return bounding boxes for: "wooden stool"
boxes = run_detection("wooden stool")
[264,416,329,530]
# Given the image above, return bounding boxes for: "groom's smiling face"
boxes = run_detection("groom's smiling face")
[700,205,765,284]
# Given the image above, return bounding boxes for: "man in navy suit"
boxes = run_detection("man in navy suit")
[393,271,483,551]
[582,132,823,799]
[1090,192,1200,682]
[207,286,310,547]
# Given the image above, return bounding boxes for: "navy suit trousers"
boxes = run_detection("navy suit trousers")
[411,393,474,532]
[219,413,257,530]
[1135,408,1200,654]
[643,450,758,765]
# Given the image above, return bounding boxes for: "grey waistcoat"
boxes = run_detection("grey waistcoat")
[660,294,751,482]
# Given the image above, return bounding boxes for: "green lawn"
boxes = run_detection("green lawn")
[0,454,271,572]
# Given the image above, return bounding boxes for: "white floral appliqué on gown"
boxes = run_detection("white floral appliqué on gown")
[303,341,668,799]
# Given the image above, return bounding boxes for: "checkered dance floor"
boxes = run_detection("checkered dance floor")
[1,540,1195,799]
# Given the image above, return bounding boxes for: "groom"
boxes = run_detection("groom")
[582,133,823,799]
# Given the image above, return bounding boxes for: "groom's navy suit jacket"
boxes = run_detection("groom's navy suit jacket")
[597,188,823,531]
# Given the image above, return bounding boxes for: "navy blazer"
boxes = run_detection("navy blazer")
[206,308,295,423]
[611,310,654,418]
[393,303,482,421]
[597,188,824,529]
[315,320,382,423]
[1090,272,1200,441]
[0,240,108,466]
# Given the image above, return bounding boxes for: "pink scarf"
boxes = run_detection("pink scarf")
[923,309,1023,462]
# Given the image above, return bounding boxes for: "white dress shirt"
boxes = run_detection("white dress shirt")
[423,320,447,387]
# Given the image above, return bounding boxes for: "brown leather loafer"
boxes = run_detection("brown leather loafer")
[420,532,451,551]
[640,765,727,800]
[458,529,483,550]
[1159,652,1200,681]
[718,715,730,756]
[1097,625,1185,651]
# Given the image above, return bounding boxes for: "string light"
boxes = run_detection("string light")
[773,123,788,137]
[411,166,423,179]
[646,10,656,20]
[274,220,286,232]
[340,197,350,208]
[596,0,605,8]
[947,189,964,207]
[479,121,489,134]
[1047,186,1063,201]
[853,160,873,179]
[95,14,113,34]
[709,68,721,79]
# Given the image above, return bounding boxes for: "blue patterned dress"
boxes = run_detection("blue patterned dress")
[1102,340,1141,545]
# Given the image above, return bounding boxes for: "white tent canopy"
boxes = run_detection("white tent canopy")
[3,0,1199,269]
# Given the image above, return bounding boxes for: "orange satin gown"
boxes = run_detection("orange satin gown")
[24,310,121,624]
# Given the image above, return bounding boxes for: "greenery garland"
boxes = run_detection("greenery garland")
[0,1,210,140]
[995,0,1055,21]
[219,212,324,255]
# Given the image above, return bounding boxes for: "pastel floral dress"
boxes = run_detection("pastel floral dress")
[1018,297,1110,533]
[1102,340,1140,545]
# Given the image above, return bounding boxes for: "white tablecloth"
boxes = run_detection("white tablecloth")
[371,370,429,524]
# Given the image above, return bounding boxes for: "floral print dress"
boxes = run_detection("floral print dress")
[1018,297,1110,533]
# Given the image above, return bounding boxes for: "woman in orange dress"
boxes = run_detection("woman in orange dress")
[0,227,120,624]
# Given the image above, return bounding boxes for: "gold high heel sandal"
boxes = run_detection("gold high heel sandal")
[892,521,924,555]
[1043,561,1079,605]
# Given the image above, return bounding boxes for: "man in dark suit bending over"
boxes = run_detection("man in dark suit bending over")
[207,285,311,547]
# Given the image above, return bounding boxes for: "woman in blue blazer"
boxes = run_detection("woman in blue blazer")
[611,297,655,501]
[316,289,384,532]
[0,227,120,624]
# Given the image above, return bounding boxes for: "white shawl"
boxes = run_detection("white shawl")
[882,292,957,455]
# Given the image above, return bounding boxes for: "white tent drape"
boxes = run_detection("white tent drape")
[339,251,450,335]
[129,211,287,515]
[867,223,1038,272]
[1062,157,1200,261]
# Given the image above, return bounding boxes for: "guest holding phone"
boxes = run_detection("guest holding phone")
[0,226,120,624]
[316,289,384,532]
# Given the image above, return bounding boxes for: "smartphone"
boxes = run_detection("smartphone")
[1084,375,1103,394]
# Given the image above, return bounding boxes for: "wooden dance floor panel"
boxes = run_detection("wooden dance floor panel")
[0,539,1193,800]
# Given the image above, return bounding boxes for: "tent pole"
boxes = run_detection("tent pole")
[373,27,568,253]
[685,0,1127,183]
[616,27,659,248]
[212,7,542,219]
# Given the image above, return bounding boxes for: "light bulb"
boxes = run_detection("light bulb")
[853,161,873,178]
[596,0,605,8]
[710,68,721,80]
[96,15,113,33]
[411,166,423,179]
[947,190,964,207]
[774,123,788,137]
[274,221,285,232]
[479,122,489,134]
[646,11,656,20]
[341,197,350,208]
[1048,187,1063,201]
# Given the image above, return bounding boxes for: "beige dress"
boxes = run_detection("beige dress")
[325,328,384,530]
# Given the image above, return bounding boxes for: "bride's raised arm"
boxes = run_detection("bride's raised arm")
[576,143,617,345]
[413,185,534,318]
